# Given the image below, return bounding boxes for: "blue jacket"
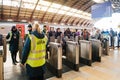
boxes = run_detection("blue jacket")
[21,31,46,77]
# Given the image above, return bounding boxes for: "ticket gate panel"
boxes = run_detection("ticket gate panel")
[101,39,109,55]
[47,42,62,78]
[49,36,55,42]
[90,39,101,62]
[65,41,79,71]
[0,48,3,80]
[79,40,92,66]
[75,36,83,42]
[3,37,7,62]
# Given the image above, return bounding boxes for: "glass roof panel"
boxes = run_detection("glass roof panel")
[22,0,38,4]
[39,0,51,6]
[21,2,35,9]
[61,6,70,11]
[3,0,11,6]
[57,10,67,15]
[36,5,42,10]
[11,1,20,7]
[66,12,73,16]
[48,8,58,13]
[74,14,80,17]
[50,3,62,9]
[70,8,78,13]
[2,0,91,20]
[40,6,48,11]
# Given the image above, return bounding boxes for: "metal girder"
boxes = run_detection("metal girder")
[72,18,78,25]
[78,0,91,10]
[65,0,91,25]
[76,18,82,25]
[76,18,85,25]
[58,0,80,23]
[50,1,68,23]
[9,1,12,18]
[24,8,27,18]
[82,19,88,26]
[83,2,95,12]
[30,0,39,21]
[68,17,77,25]
[41,0,53,22]
[16,0,22,21]
[85,20,90,27]
[80,0,92,11]
[68,17,74,25]
[74,18,82,25]
[71,18,76,25]
[65,16,72,24]
[1,0,3,20]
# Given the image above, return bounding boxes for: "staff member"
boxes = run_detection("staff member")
[24,24,32,41]
[28,24,32,34]
[21,23,47,80]
[6,26,20,65]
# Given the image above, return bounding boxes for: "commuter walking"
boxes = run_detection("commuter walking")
[55,28,62,39]
[6,26,20,65]
[21,23,47,80]
[42,25,47,35]
[24,24,32,40]
[117,31,120,48]
[48,27,55,42]
[110,28,115,48]
[95,30,101,40]
[81,29,90,40]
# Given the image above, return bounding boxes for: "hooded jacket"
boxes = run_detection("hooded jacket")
[21,30,46,77]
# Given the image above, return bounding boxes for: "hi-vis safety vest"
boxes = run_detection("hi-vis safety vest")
[7,32,12,42]
[26,34,47,67]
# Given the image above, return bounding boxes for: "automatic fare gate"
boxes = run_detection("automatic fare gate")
[101,39,109,55]
[79,40,92,66]
[90,39,101,62]
[0,36,7,80]
[46,42,62,78]
[65,41,79,71]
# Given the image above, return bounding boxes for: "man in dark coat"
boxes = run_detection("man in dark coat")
[6,26,20,65]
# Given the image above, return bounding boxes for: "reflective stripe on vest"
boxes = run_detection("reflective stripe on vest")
[28,56,45,60]
[26,34,46,67]
[30,49,46,53]
[7,32,12,41]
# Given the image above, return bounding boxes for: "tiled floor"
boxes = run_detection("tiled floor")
[4,48,120,80]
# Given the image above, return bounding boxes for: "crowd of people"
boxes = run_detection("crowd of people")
[5,23,120,80]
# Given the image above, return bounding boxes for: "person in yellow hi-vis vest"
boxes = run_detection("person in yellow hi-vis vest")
[20,23,47,80]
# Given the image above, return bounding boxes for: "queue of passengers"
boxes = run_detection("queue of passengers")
[5,23,120,80]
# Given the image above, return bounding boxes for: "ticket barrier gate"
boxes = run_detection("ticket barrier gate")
[75,36,83,42]
[55,37,79,71]
[79,40,92,66]
[49,36,55,42]
[101,39,109,55]
[64,41,79,71]
[0,36,7,80]
[0,49,3,80]
[19,38,24,60]
[90,39,101,62]
[46,42,62,78]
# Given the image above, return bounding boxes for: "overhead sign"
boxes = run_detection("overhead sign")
[91,1,112,19]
